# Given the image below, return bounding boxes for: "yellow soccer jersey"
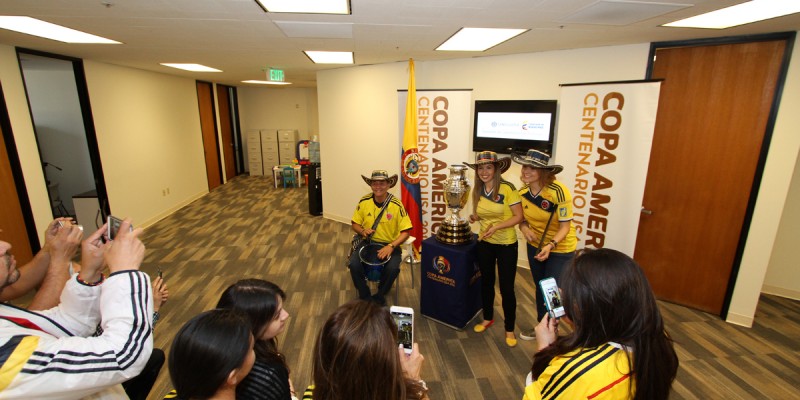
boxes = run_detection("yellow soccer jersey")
[476,180,521,245]
[520,180,577,253]
[523,343,634,400]
[351,194,413,244]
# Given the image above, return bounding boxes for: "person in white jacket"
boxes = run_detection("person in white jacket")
[0,218,153,399]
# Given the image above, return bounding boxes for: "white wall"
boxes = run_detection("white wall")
[237,86,319,140]
[317,39,800,327]
[82,60,209,227]
[751,36,800,302]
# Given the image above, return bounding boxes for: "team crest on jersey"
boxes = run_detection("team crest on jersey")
[560,207,567,217]
[386,212,393,220]
[541,200,550,210]
[433,255,451,274]
[402,149,421,184]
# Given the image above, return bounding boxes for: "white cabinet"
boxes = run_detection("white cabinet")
[260,130,279,167]
[247,130,263,176]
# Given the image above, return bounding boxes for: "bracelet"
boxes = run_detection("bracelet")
[388,243,395,248]
[76,273,105,286]
[549,240,558,249]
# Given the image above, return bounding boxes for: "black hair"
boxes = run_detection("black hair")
[216,279,288,368]
[168,309,252,399]
[531,248,678,400]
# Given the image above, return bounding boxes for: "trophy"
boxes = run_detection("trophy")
[435,164,473,245]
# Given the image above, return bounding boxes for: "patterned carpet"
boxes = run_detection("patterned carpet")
[138,175,798,400]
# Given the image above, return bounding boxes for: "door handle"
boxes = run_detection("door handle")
[641,207,653,215]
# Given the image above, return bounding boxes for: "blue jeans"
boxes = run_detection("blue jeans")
[349,243,401,304]
[526,244,574,321]
[476,241,518,332]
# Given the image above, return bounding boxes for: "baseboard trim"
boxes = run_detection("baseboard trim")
[761,285,800,301]
[725,312,754,328]
[139,190,207,229]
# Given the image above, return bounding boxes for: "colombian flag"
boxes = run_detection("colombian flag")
[401,59,423,251]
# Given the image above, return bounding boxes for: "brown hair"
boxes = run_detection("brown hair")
[471,163,503,212]
[312,300,425,400]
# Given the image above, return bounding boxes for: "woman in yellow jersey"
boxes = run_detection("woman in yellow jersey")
[523,248,678,400]
[511,150,577,341]
[465,151,523,347]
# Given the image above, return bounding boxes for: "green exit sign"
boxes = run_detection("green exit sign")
[269,68,284,82]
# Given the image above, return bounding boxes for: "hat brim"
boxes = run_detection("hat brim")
[362,174,398,188]
[511,153,563,175]
[463,157,511,174]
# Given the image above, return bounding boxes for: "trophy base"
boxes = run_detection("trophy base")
[435,223,473,245]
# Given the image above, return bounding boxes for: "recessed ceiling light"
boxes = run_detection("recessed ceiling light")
[436,28,528,52]
[0,16,120,44]
[663,0,800,29]
[304,51,354,64]
[254,0,350,15]
[242,80,293,85]
[160,63,222,72]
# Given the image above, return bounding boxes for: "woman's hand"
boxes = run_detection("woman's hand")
[378,245,393,260]
[534,244,552,261]
[153,276,169,311]
[362,228,374,238]
[519,224,538,243]
[535,314,559,351]
[399,343,425,381]
[479,223,497,241]
[468,214,479,224]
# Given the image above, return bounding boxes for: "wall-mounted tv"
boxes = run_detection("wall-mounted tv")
[472,99,557,155]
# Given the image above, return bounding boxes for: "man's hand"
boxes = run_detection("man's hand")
[49,223,82,265]
[104,219,145,274]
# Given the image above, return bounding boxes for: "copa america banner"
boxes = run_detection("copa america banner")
[554,81,662,256]
[398,89,473,240]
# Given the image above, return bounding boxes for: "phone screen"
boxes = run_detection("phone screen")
[539,277,565,319]
[390,307,413,354]
[107,216,132,241]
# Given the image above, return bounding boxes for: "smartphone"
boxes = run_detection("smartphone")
[107,215,132,241]
[539,277,565,319]
[157,267,163,279]
[390,306,414,355]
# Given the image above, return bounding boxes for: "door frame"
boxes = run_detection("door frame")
[0,82,39,252]
[645,31,796,318]
[15,48,112,234]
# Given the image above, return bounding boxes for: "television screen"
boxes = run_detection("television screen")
[472,100,557,155]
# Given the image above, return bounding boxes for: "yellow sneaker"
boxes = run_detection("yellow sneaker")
[473,320,494,333]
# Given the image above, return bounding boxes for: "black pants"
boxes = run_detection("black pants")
[476,241,518,332]
[122,348,165,400]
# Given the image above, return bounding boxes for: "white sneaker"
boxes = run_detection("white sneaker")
[519,329,536,341]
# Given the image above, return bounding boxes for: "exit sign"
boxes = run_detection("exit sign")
[268,68,284,82]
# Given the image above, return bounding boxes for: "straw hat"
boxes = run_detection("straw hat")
[463,151,511,173]
[361,170,398,188]
[511,149,563,175]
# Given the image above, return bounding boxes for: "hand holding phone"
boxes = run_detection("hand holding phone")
[539,277,565,319]
[390,306,414,355]
[107,215,133,241]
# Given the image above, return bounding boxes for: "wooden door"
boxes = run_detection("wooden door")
[196,81,222,190]
[216,84,236,181]
[0,90,34,265]
[634,39,787,314]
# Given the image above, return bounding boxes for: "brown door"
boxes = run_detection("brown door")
[634,39,787,314]
[0,93,34,266]
[216,84,236,181]
[196,81,222,190]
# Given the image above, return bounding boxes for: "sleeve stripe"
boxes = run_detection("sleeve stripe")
[541,344,619,399]
[548,183,566,203]
[20,271,151,374]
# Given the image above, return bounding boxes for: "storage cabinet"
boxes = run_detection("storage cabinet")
[277,129,299,164]
[247,130,263,176]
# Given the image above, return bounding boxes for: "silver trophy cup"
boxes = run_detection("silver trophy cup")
[435,164,473,245]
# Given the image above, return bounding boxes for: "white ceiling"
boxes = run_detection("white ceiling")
[1,0,799,88]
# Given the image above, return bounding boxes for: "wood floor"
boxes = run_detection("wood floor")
[132,176,798,400]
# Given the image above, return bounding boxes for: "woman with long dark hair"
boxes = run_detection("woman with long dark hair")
[306,300,429,400]
[216,279,295,400]
[523,248,678,400]
[168,309,255,400]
